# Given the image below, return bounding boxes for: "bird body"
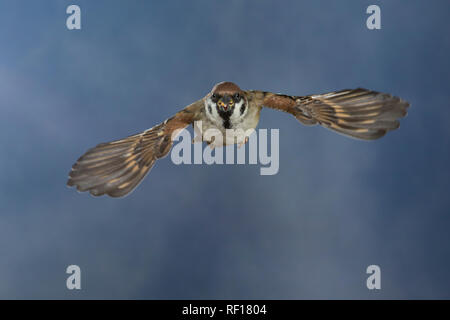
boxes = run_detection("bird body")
[201,82,262,147]
[67,81,409,197]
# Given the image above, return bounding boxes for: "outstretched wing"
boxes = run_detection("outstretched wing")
[248,88,409,140]
[67,100,203,197]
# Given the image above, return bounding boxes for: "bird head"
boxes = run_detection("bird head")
[209,82,244,113]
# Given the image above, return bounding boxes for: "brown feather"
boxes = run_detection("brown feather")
[251,88,409,140]
[67,100,203,197]
[211,81,244,95]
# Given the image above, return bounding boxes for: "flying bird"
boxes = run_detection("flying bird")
[67,82,409,197]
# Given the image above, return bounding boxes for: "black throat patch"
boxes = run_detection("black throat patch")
[217,107,234,129]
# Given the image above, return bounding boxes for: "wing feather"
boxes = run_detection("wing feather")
[67,100,203,197]
[250,88,409,140]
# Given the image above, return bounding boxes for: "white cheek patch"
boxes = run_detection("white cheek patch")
[230,99,248,123]
[205,99,221,125]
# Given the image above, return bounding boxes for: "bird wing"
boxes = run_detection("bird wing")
[247,88,409,140]
[67,99,204,197]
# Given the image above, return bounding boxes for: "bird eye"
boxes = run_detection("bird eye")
[211,93,218,102]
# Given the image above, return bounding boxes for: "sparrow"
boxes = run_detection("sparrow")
[67,81,409,197]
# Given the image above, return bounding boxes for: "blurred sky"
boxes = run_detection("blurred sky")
[0,0,449,299]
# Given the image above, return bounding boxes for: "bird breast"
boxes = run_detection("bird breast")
[201,98,261,146]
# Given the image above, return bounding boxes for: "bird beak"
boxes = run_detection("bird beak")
[218,99,234,111]
[218,100,226,110]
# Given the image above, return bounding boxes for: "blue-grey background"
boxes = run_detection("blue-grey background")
[0,0,449,299]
